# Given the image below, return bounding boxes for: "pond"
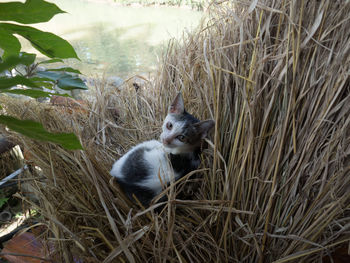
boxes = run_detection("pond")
[24,0,203,78]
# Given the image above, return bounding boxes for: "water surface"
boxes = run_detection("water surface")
[25,0,203,77]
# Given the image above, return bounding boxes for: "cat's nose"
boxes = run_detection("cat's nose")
[162,138,171,145]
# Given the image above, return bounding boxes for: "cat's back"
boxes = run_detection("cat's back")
[110,140,165,181]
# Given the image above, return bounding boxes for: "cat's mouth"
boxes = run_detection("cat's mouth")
[162,142,175,148]
[161,137,173,147]
[161,140,178,152]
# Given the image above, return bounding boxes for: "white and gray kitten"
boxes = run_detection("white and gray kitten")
[110,93,215,206]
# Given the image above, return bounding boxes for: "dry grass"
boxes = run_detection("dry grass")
[0,147,23,180]
[0,0,349,262]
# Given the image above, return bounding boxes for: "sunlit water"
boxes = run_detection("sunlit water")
[21,0,203,78]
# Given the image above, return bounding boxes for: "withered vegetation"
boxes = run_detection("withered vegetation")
[0,0,349,262]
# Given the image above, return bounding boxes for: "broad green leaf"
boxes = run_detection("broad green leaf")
[30,76,53,82]
[0,115,83,150]
[35,70,61,81]
[29,77,54,88]
[0,53,36,72]
[19,52,36,66]
[0,76,40,89]
[0,197,9,209]
[1,88,53,98]
[39,58,64,64]
[0,0,65,24]
[0,27,21,58]
[48,67,82,74]
[36,71,87,90]
[0,56,22,72]
[0,23,79,59]
[1,88,71,98]
[57,75,87,90]
[31,81,54,89]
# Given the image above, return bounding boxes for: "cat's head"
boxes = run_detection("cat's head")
[160,92,215,154]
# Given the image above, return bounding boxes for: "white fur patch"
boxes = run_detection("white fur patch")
[138,145,177,193]
[160,115,184,140]
[160,114,193,154]
[110,140,180,194]
[110,140,162,180]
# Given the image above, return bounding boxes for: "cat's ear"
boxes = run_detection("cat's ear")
[194,120,215,139]
[169,92,184,114]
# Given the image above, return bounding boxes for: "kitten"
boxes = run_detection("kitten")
[110,93,215,207]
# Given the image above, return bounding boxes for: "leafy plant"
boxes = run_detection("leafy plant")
[0,0,86,150]
[0,197,9,209]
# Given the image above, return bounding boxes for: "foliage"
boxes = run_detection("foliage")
[0,189,9,210]
[0,115,83,150]
[0,197,9,210]
[0,0,85,150]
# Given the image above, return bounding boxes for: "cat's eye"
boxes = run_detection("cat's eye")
[166,122,173,130]
[177,135,185,142]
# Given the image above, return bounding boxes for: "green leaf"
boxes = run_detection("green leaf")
[0,53,36,72]
[39,58,63,64]
[0,27,21,58]
[0,88,53,99]
[30,80,54,89]
[0,23,79,59]
[29,77,54,89]
[35,70,60,81]
[19,52,36,66]
[0,197,9,209]
[0,115,83,150]
[0,0,65,24]
[36,71,87,90]
[48,67,82,74]
[0,76,40,89]
[0,56,22,72]
[57,75,87,90]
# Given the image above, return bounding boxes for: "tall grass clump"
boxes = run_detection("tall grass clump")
[0,0,349,262]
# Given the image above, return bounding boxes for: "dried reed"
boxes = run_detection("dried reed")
[0,0,349,262]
